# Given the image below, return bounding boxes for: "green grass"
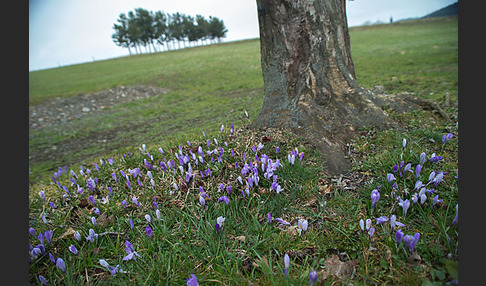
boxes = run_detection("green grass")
[29,18,457,179]
[351,17,458,103]
[28,119,458,285]
[29,17,458,285]
[29,39,263,106]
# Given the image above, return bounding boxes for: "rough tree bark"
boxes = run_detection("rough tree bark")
[253,0,402,175]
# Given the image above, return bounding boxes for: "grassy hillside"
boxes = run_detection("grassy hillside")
[351,17,458,102]
[29,17,457,178]
[28,17,458,285]
[29,39,263,106]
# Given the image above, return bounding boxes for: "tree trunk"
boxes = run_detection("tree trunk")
[254,0,395,175]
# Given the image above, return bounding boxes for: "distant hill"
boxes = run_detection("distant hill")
[394,2,458,23]
[422,2,458,19]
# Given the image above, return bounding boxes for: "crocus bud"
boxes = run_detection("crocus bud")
[68,245,78,255]
[395,229,404,244]
[309,270,318,285]
[56,258,66,273]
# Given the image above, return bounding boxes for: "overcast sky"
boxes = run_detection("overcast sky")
[29,0,457,71]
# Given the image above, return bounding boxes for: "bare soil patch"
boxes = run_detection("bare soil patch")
[29,85,168,173]
[29,85,168,130]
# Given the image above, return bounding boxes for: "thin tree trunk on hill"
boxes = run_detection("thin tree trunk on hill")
[253,0,396,175]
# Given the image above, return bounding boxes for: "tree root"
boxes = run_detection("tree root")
[365,89,451,121]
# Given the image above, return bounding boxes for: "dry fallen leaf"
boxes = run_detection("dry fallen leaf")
[286,225,299,236]
[171,199,185,210]
[56,226,76,241]
[322,255,358,281]
[96,211,115,228]
[252,255,269,268]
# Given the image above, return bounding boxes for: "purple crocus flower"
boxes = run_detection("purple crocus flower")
[38,275,48,285]
[29,227,36,236]
[91,216,97,227]
[419,152,427,165]
[226,185,232,195]
[432,172,444,186]
[432,195,443,209]
[132,196,140,208]
[218,196,230,206]
[146,226,153,238]
[297,219,308,236]
[403,163,412,173]
[390,215,396,232]
[415,164,422,179]
[368,227,375,238]
[370,189,380,208]
[403,232,420,252]
[199,195,205,207]
[37,233,44,244]
[215,223,222,234]
[123,240,140,261]
[375,216,389,225]
[198,186,209,198]
[86,229,98,243]
[288,154,295,166]
[39,191,46,201]
[359,219,365,231]
[395,229,404,244]
[153,197,158,209]
[428,154,443,163]
[309,270,318,285]
[274,218,290,226]
[48,252,56,264]
[284,253,290,277]
[414,180,423,190]
[74,231,81,241]
[31,246,44,259]
[387,173,396,183]
[215,216,225,234]
[100,259,124,276]
[402,138,407,150]
[451,204,458,226]
[145,214,152,223]
[44,230,53,245]
[88,195,96,206]
[186,274,199,286]
[442,133,453,145]
[399,199,411,217]
[68,245,78,255]
[56,258,66,273]
[130,218,134,230]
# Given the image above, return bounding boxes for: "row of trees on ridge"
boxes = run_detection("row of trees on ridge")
[112,8,228,55]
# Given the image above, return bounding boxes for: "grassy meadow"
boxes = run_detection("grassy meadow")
[28,17,458,285]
